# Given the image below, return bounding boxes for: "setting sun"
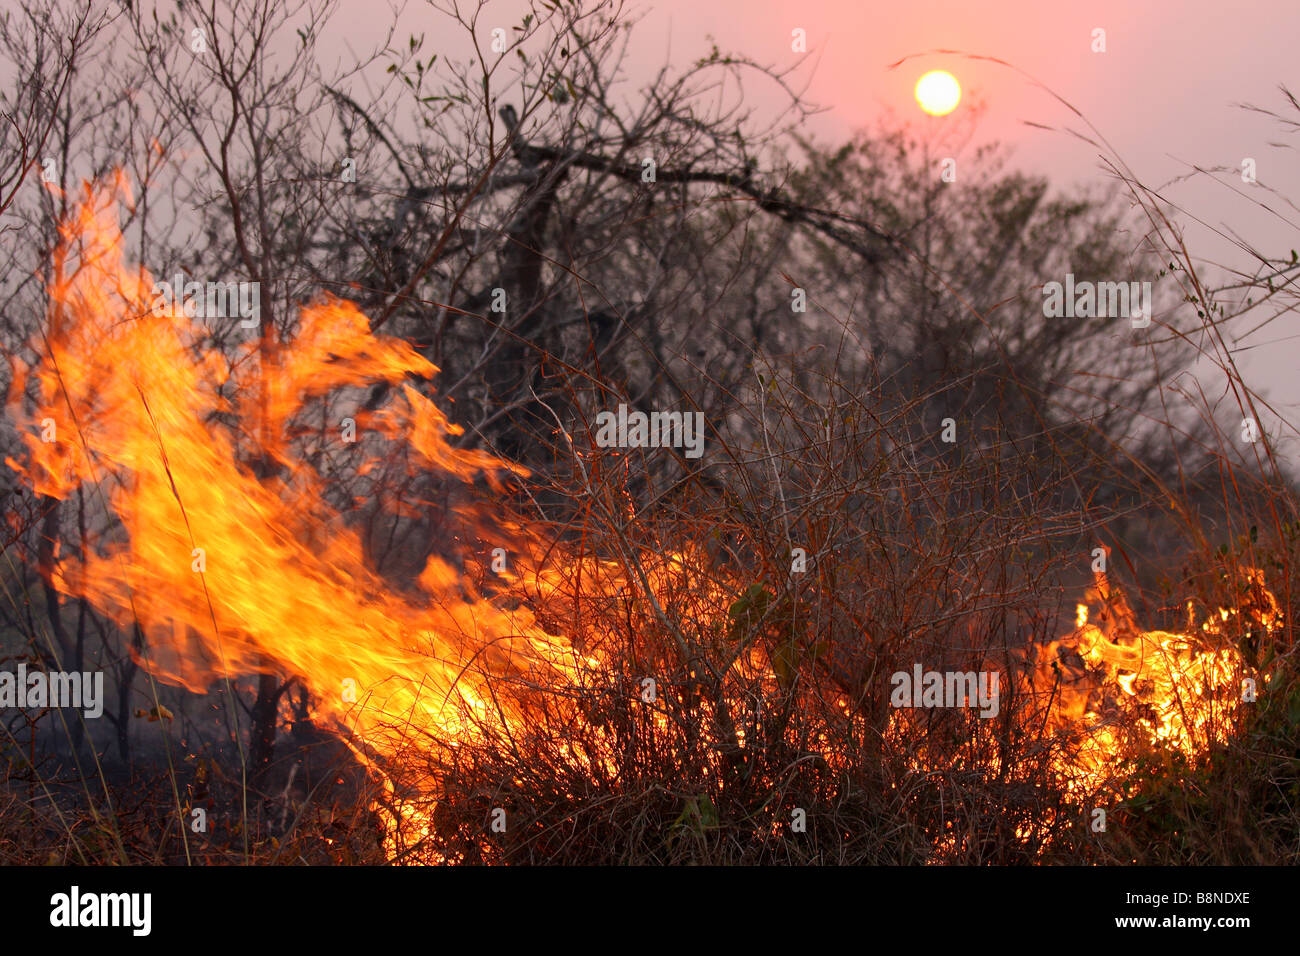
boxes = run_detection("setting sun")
[915,69,961,116]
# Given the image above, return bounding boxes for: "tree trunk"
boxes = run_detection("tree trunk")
[249,671,280,786]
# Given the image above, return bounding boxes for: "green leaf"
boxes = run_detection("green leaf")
[670,794,719,837]
[772,640,796,690]
[728,583,769,620]
[698,794,719,827]
[726,584,771,644]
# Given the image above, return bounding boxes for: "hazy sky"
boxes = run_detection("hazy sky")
[328,0,1299,454]
[632,0,1300,440]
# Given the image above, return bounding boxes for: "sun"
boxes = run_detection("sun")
[915,70,961,116]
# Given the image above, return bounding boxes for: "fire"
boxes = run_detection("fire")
[7,178,598,853]
[6,178,1282,862]
[888,565,1277,861]
[1030,564,1277,797]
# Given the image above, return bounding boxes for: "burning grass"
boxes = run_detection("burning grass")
[0,176,1297,865]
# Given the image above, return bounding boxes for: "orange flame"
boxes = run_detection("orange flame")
[7,178,589,851]
[1032,565,1276,798]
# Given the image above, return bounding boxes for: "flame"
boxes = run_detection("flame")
[888,565,1277,860]
[7,178,602,853]
[1031,565,1277,798]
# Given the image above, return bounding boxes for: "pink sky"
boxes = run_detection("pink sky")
[328,0,1300,453]
[646,0,1300,448]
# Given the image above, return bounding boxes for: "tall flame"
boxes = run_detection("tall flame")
[7,178,588,847]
